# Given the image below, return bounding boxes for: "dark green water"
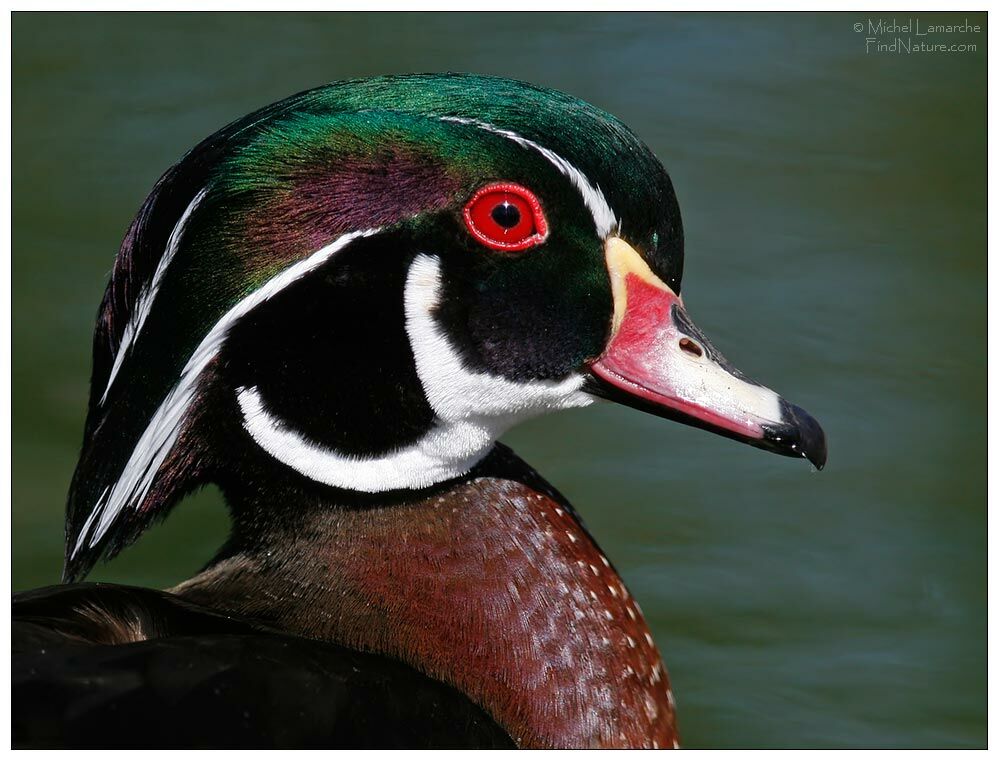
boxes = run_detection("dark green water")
[12,12,986,748]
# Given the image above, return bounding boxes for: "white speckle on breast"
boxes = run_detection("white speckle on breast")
[643,694,659,722]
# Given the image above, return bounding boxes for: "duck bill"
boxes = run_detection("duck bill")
[586,238,827,469]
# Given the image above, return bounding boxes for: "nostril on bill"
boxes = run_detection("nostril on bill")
[678,337,703,358]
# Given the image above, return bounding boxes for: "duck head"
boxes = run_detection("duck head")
[65,74,825,580]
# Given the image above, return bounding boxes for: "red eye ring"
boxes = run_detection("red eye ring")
[462,182,549,252]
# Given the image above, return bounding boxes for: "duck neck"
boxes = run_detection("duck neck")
[172,445,678,749]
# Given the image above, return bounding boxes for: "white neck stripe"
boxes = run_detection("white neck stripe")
[234,253,593,494]
[74,228,381,556]
[101,187,209,405]
[237,385,498,492]
[439,116,619,238]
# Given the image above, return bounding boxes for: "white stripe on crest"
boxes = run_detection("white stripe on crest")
[101,187,209,405]
[74,228,381,556]
[440,115,619,239]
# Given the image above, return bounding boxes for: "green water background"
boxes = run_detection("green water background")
[12,12,986,748]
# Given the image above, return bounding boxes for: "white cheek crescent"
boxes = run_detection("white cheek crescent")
[237,253,593,493]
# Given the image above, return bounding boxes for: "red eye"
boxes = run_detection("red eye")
[462,182,549,252]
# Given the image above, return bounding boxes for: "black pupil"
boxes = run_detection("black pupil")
[490,201,521,229]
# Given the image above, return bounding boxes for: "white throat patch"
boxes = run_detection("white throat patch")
[236,253,593,493]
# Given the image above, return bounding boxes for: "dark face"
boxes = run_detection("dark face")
[215,117,650,456]
[215,113,685,460]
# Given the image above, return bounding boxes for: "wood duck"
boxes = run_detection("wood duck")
[12,74,826,749]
